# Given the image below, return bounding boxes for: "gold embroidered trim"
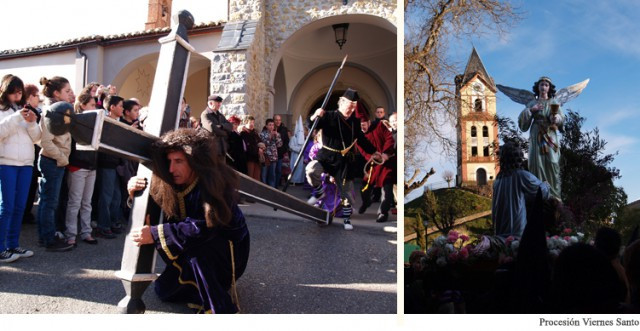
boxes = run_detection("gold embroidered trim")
[187,303,204,313]
[176,178,199,220]
[229,240,240,312]
[186,303,211,314]
[158,225,178,261]
[171,261,199,289]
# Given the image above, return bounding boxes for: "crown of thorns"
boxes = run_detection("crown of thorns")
[153,129,210,156]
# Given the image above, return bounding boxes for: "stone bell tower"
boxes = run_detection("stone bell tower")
[455,48,499,187]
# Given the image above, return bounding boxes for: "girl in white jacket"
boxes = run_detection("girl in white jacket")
[0,74,41,262]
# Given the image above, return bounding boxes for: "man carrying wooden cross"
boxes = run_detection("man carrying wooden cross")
[45,10,331,313]
[127,128,250,314]
[306,88,388,230]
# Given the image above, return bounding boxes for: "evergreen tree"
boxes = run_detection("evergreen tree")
[421,188,439,229]
[414,214,427,251]
[560,110,627,230]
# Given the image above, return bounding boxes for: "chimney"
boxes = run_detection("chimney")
[145,0,173,30]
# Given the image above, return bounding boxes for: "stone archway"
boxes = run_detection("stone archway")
[268,14,396,129]
[112,52,211,114]
[290,65,383,125]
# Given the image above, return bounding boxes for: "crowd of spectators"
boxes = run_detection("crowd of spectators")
[0,76,397,262]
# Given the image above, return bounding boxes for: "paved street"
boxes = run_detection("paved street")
[0,184,397,314]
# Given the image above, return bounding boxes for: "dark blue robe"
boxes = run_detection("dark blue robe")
[149,183,250,313]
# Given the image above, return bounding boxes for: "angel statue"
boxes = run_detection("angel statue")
[497,77,589,200]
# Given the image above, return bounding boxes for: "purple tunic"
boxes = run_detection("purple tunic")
[149,184,250,313]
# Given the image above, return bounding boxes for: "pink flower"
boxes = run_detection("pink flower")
[447,231,459,243]
[448,252,458,262]
[564,236,571,242]
[460,234,470,242]
[506,236,515,244]
[460,247,469,259]
[563,228,572,234]
[553,235,559,239]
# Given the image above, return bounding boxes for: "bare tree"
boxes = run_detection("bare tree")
[404,0,520,194]
[442,170,454,188]
[405,167,435,196]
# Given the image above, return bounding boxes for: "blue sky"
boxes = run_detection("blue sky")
[2,1,225,51]
[412,0,640,203]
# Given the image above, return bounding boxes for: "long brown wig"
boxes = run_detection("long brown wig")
[150,128,238,228]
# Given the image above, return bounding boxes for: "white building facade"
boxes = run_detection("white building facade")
[0,0,397,129]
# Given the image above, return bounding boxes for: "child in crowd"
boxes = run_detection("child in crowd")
[0,74,41,262]
[64,92,99,246]
[37,76,75,252]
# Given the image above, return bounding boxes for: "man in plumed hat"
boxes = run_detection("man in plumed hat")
[305,88,387,230]
[200,94,232,160]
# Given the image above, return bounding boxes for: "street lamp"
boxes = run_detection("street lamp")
[332,23,349,50]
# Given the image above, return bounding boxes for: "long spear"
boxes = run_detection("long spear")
[283,54,348,192]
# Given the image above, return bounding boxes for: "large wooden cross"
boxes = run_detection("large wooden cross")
[45,10,331,313]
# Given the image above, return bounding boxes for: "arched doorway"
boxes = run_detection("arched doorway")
[112,52,211,115]
[476,168,487,186]
[269,14,396,128]
[305,90,371,121]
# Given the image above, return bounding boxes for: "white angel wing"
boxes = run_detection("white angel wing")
[554,79,589,106]
[496,84,536,105]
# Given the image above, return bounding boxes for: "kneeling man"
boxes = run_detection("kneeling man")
[128,128,250,314]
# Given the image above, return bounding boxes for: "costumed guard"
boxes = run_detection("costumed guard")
[127,129,250,313]
[355,105,396,222]
[305,88,384,230]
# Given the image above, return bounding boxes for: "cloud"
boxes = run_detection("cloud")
[594,109,639,128]
[601,133,638,155]
[563,0,640,57]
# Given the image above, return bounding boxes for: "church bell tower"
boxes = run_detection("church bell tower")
[455,48,500,187]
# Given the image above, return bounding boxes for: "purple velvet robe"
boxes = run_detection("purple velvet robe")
[149,184,250,313]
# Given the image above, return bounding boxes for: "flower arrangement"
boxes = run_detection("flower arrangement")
[425,230,473,266]
[425,228,587,268]
[498,236,519,264]
[546,228,585,257]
